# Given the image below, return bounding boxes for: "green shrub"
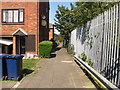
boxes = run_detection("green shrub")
[80,52,94,68]
[80,52,87,61]
[67,44,75,55]
[85,59,93,68]
[39,41,53,58]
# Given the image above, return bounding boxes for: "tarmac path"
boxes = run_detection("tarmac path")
[2,46,97,89]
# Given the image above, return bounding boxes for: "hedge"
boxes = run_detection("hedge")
[39,41,53,58]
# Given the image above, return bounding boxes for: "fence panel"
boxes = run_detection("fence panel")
[70,4,120,87]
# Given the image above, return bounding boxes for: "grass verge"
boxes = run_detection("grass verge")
[23,59,40,70]
[2,58,40,81]
[22,59,40,77]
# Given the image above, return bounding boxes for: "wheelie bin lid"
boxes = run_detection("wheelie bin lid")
[0,54,8,59]
[4,55,24,59]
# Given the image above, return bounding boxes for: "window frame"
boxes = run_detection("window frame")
[1,9,24,24]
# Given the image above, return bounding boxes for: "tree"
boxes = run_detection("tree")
[54,2,118,46]
[54,5,76,46]
[54,34,63,43]
[72,2,117,27]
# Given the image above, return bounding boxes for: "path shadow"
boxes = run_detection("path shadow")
[14,69,34,81]
[50,54,56,58]
[50,46,63,58]
[51,47,62,53]
[22,69,34,77]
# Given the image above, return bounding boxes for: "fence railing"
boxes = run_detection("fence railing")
[70,3,120,88]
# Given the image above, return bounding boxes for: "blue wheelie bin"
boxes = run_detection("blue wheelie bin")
[5,55,23,80]
[0,54,8,79]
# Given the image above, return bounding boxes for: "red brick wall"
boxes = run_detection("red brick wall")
[0,2,2,35]
[1,2,39,55]
[0,2,49,55]
[49,28,54,40]
[1,2,38,35]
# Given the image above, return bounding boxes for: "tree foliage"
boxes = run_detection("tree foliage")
[54,34,64,43]
[54,5,75,38]
[54,2,118,46]
[73,2,117,26]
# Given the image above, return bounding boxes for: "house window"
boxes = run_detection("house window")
[2,9,24,23]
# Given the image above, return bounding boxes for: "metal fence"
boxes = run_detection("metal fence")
[70,3,120,87]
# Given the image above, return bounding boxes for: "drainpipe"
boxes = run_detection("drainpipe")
[13,36,16,55]
[37,0,40,55]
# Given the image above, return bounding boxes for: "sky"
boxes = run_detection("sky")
[49,1,76,34]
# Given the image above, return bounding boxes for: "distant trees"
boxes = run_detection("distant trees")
[54,5,75,46]
[73,2,117,26]
[54,34,64,44]
[54,2,118,46]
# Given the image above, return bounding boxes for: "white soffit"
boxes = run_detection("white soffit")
[12,28,28,35]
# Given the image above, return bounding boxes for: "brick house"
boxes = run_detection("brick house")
[49,23,54,40]
[0,1,50,56]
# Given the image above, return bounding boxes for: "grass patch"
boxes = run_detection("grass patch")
[23,59,40,70]
[33,66,41,75]
[22,59,40,77]
[2,79,17,81]
[1,59,40,81]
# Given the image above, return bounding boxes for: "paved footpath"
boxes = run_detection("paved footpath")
[2,47,96,88]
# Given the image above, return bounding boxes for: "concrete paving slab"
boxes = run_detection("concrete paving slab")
[16,47,96,88]
[1,47,97,89]
[2,81,17,88]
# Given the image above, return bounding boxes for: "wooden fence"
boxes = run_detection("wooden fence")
[70,3,120,87]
